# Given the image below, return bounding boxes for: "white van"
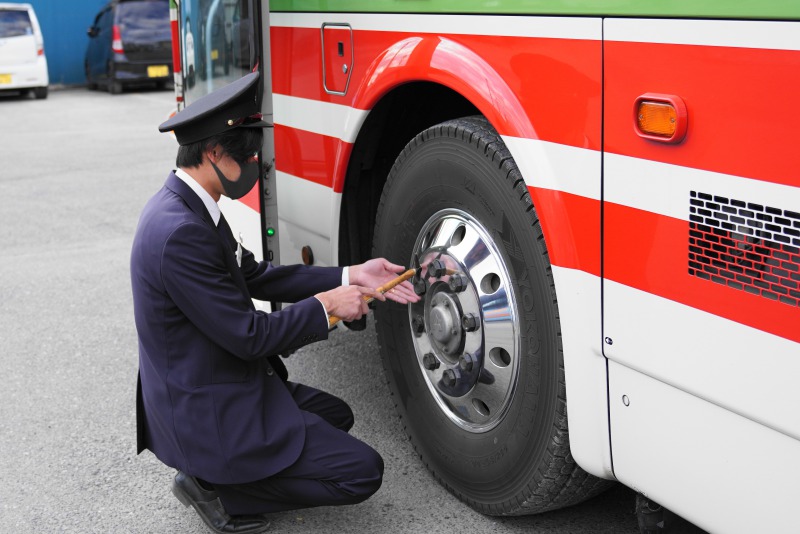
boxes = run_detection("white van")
[0,3,48,99]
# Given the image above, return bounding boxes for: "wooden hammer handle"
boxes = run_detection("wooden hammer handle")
[328,268,416,328]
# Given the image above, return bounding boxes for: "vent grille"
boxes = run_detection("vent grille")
[688,191,800,308]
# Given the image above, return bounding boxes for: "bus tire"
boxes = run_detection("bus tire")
[372,116,611,515]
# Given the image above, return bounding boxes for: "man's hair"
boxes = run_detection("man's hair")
[176,127,263,168]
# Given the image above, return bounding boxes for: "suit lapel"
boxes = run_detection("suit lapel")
[218,215,252,301]
[165,173,253,303]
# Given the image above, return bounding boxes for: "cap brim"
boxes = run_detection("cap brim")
[240,119,273,129]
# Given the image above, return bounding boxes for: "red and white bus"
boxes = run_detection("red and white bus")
[168,1,800,531]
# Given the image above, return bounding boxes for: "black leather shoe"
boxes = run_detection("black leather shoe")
[172,471,270,534]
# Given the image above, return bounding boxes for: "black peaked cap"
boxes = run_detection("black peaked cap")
[158,71,271,146]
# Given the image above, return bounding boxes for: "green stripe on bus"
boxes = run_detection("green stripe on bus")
[269,0,800,20]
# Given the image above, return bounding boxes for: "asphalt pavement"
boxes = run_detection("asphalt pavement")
[0,86,639,533]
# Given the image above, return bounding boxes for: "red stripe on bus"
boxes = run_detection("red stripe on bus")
[170,19,181,73]
[271,26,602,150]
[238,183,260,213]
[531,186,601,275]
[605,202,799,343]
[605,41,800,188]
[273,125,342,190]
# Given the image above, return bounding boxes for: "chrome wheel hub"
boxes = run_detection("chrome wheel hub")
[409,209,519,433]
[428,292,462,358]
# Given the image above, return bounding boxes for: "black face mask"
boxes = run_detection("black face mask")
[211,158,260,200]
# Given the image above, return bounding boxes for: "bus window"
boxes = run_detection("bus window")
[179,0,255,104]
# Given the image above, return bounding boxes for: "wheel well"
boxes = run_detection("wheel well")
[338,82,479,266]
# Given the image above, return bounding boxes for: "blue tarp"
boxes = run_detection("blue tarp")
[4,0,109,85]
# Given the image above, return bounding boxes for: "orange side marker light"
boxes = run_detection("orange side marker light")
[634,93,688,144]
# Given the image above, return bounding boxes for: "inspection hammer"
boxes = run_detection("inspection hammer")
[328,267,418,328]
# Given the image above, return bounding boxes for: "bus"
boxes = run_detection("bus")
[167,1,800,531]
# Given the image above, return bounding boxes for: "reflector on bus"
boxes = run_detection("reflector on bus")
[634,93,687,143]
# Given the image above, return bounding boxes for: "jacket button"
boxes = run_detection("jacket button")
[266,367,274,376]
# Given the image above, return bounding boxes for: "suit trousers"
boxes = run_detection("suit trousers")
[213,382,384,515]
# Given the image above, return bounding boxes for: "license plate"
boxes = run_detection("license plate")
[0,74,11,85]
[211,49,219,60]
[147,65,169,78]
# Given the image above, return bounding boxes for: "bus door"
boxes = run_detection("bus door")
[176,0,276,267]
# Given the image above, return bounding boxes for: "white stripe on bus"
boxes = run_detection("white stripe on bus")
[606,18,800,51]
[271,13,800,51]
[605,153,800,222]
[273,93,369,144]
[271,12,601,41]
[502,136,600,201]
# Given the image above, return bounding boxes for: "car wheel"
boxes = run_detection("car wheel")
[109,79,123,95]
[372,116,611,515]
[33,87,48,99]
[85,63,97,90]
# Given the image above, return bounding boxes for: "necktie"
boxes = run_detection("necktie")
[217,214,242,267]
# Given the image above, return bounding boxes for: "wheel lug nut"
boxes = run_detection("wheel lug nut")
[461,313,480,332]
[428,258,447,278]
[459,352,475,373]
[413,278,427,295]
[411,315,425,335]
[442,368,459,388]
[448,273,468,292]
[422,353,440,370]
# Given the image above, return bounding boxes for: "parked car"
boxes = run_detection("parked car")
[85,0,172,94]
[0,3,48,99]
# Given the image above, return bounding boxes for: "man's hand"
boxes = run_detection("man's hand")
[349,258,420,304]
[315,285,385,322]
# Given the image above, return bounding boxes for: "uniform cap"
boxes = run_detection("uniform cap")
[158,71,271,145]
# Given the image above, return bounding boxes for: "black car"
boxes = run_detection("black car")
[85,0,172,94]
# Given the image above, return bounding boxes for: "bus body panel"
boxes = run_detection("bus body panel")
[604,18,800,530]
[604,15,800,436]
[609,358,800,534]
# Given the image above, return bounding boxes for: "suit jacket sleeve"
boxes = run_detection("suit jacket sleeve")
[161,221,330,360]
[238,245,344,302]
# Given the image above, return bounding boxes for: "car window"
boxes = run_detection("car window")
[0,9,33,38]
[117,1,169,33]
[99,8,113,31]
[93,8,107,29]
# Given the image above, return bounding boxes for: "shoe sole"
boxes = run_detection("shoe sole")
[171,479,270,534]
[171,479,195,508]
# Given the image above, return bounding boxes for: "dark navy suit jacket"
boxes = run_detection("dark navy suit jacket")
[131,173,343,485]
